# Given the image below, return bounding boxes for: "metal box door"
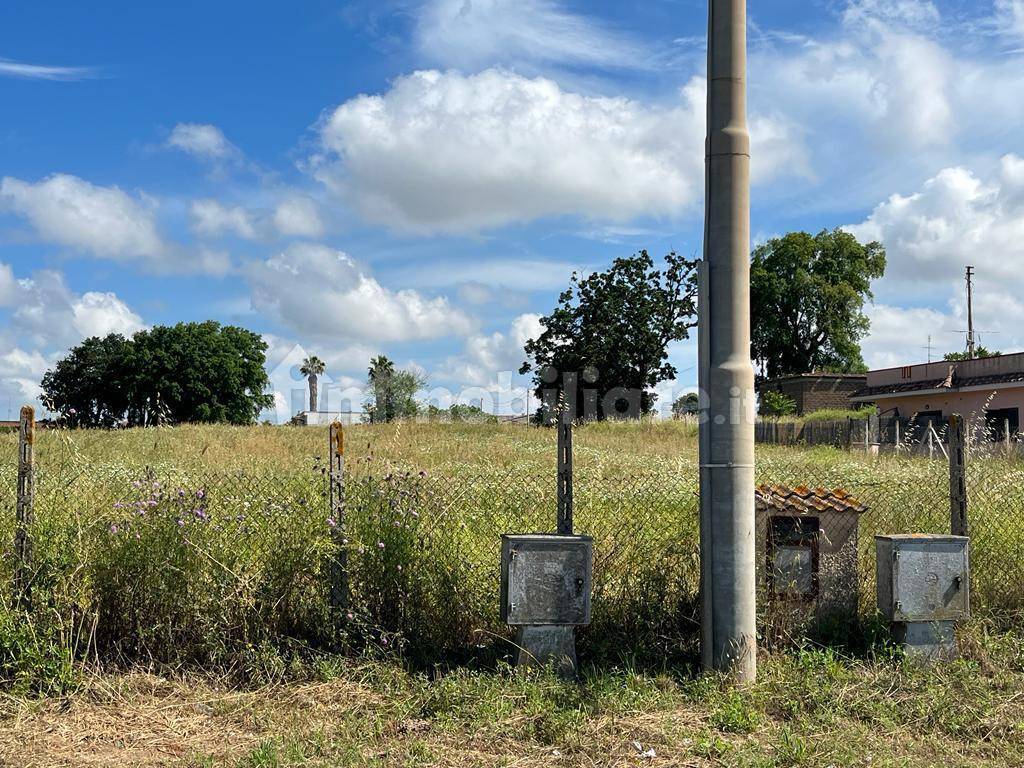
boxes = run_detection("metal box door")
[889,536,969,622]
[500,534,593,626]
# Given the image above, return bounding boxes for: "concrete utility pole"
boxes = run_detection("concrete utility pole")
[698,0,757,681]
[965,266,976,360]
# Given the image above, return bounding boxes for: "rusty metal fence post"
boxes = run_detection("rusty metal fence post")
[14,405,35,609]
[949,413,969,538]
[328,422,349,617]
[557,414,573,534]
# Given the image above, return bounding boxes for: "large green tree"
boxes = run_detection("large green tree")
[39,334,135,428]
[41,322,274,427]
[750,229,886,381]
[521,251,699,420]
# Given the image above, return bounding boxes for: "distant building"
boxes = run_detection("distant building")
[290,410,366,427]
[851,352,1024,437]
[758,373,868,415]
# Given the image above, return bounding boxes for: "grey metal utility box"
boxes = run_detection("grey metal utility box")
[876,535,970,622]
[500,534,593,626]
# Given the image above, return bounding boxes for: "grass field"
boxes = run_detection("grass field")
[4,631,1024,767]
[3,421,1024,766]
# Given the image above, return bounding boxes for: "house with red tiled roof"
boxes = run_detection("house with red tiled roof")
[850,352,1024,438]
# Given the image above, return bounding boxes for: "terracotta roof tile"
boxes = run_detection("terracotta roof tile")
[755,483,868,516]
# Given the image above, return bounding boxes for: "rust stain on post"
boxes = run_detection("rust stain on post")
[332,421,344,456]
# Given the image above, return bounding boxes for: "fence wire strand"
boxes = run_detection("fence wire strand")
[5,444,1024,665]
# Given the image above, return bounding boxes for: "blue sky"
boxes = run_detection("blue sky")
[2,0,1024,421]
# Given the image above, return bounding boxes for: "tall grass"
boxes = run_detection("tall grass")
[2,421,1024,691]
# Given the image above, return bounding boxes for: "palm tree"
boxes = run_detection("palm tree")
[367,355,395,423]
[300,356,326,412]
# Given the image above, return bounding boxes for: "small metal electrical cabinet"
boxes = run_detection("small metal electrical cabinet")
[876,534,969,660]
[500,534,593,626]
[876,535,969,622]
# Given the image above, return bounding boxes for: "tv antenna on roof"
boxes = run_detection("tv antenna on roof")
[921,335,934,363]
[947,329,999,356]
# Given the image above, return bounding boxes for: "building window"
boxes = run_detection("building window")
[767,516,819,601]
[987,408,1020,441]
[901,366,913,379]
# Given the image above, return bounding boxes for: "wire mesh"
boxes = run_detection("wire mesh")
[5,445,1024,665]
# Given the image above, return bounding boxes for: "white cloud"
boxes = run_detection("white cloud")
[190,199,257,239]
[1,173,165,260]
[843,0,940,30]
[0,57,95,81]
[0,262,17,305]
[247,243,474,343]
[0,174,232,275]
[457,282,494,306]
[71,292,146,339]
[995,0,1024,40]
[166,123,236,160]
[0,262,145,407]
[756,15,954,154]
[440,313,542,385]
[416,0,642,71]
[10,268,145,349]
[396,256,583,292]
[846,155,1024,292]
[850,156,1024,365]
[0,347,51,403]
[273,196,324,238]
[315,69,806,234]
[861,304,953,369]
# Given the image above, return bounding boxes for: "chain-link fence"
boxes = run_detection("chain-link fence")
[4,442,1024,668]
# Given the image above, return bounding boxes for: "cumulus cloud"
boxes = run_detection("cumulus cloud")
[0,173,231,275]
[11,268,145,349]
[440,313,543,385]
[166,123,237,160]
[1,174,165,260]
[314,69,806,234]
[416,0,642,71]
[756,11,954,154]
[247,243,473,343]
[0,262,145,406]
[190,199,258,239]
[846,155,1024,291]
[273,196,324,238]
[850,156,1024,365]
[71,292,147,339]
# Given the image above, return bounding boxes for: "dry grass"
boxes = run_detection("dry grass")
[0,420,700,475]
[3,629,1024,768]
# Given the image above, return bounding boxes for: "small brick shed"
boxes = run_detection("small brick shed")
[758,373,867,415]
[755,484,868,621]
